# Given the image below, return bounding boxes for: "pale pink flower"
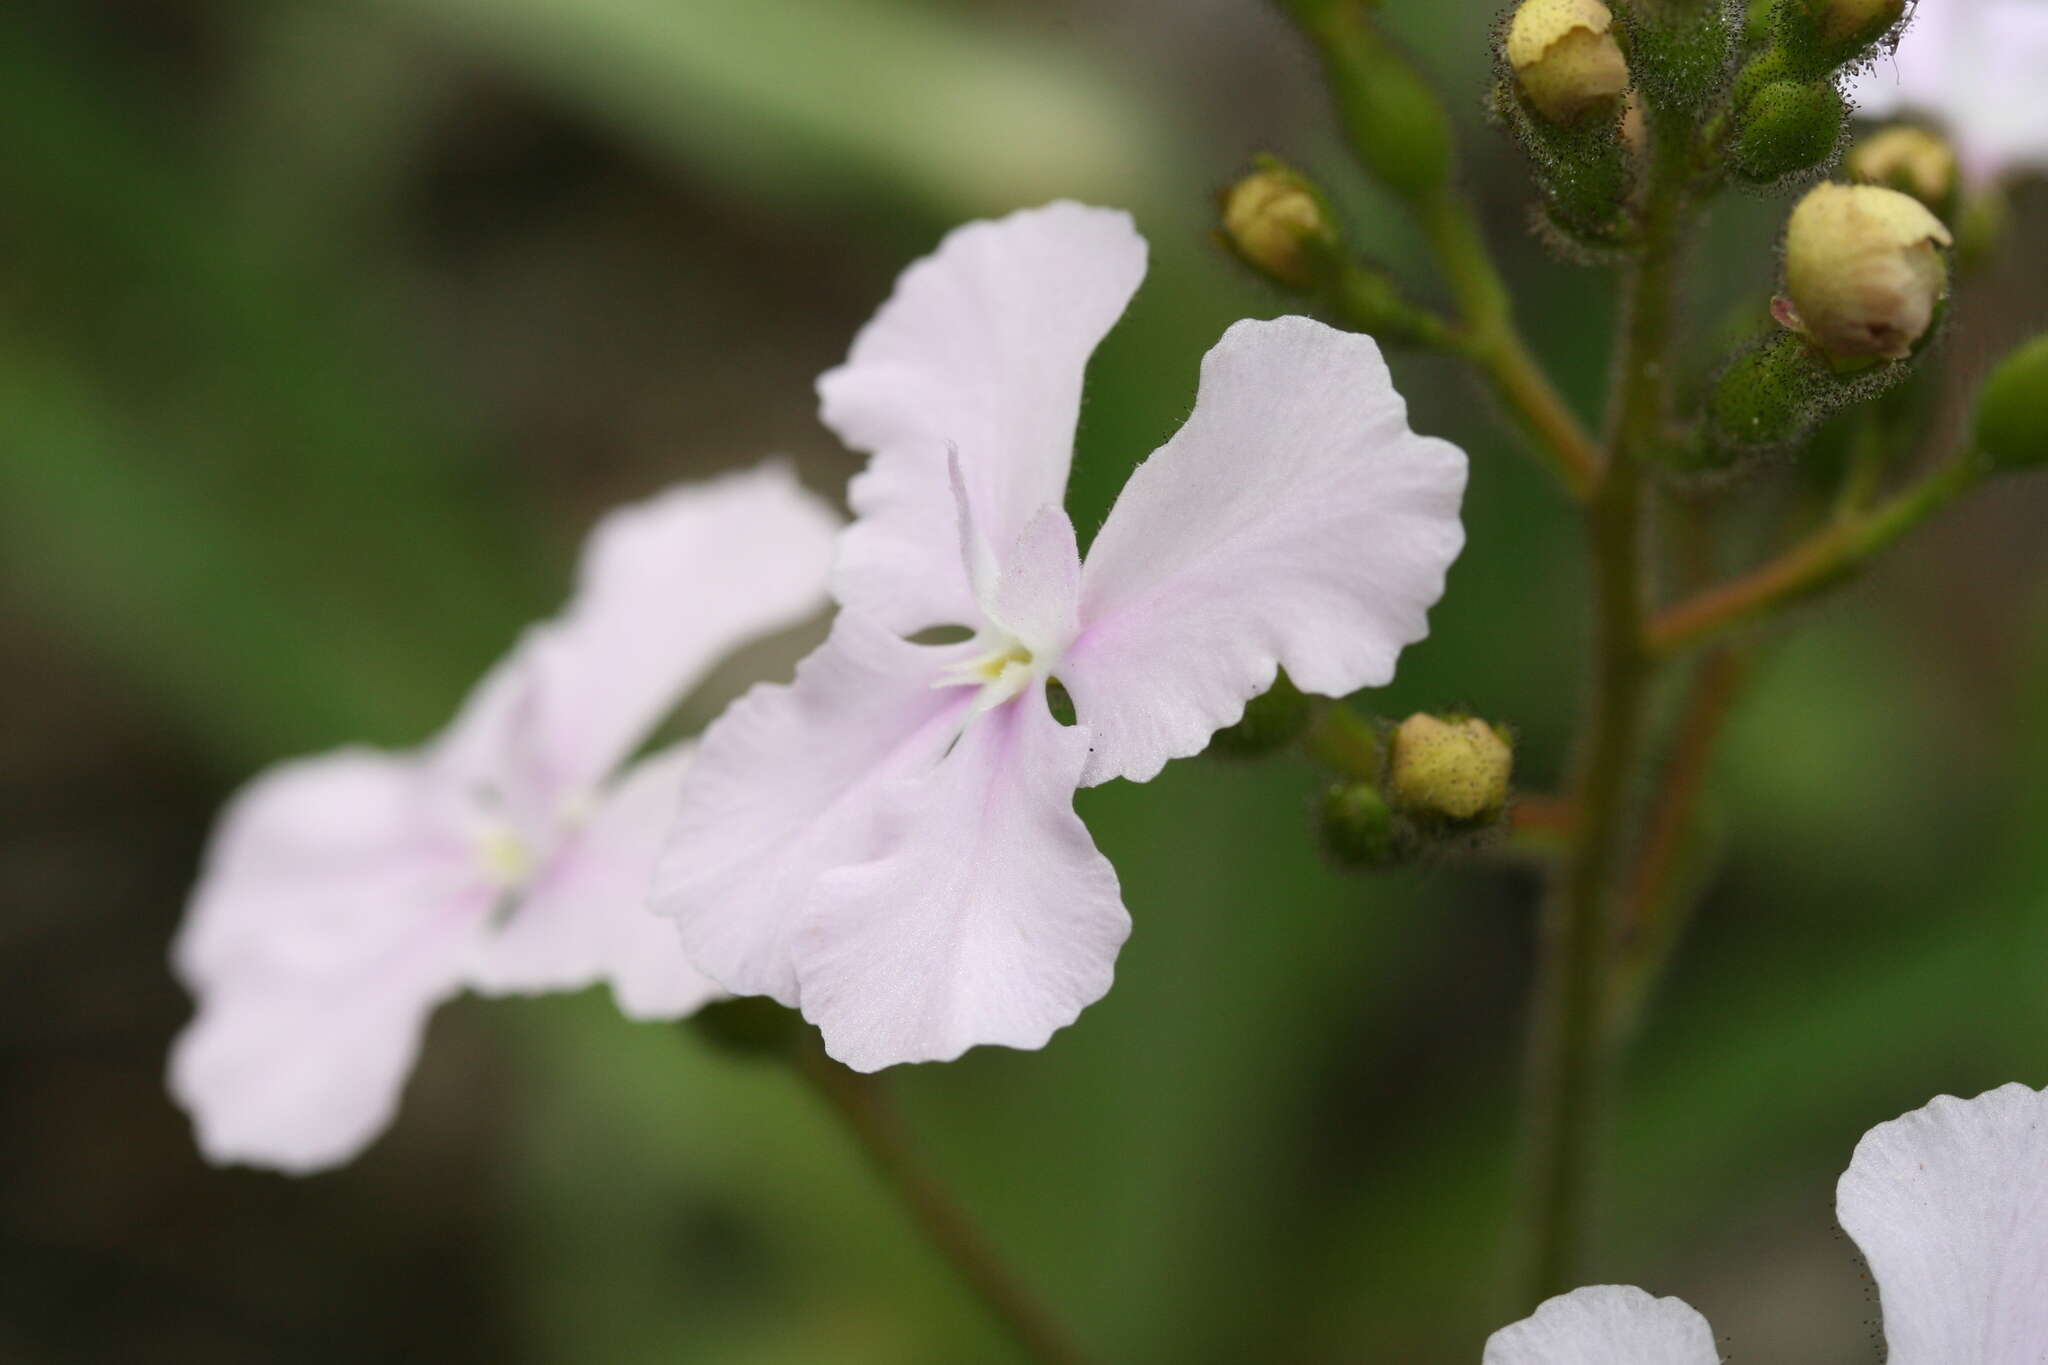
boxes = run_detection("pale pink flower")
[169,463,838,1172]
[1850,0,2048,180]
[657,202,1468,1072]
[1485,1083,2048,1364]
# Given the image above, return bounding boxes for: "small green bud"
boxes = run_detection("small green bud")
[1507,0,1632,125]
[1209,671,1314,757]
[1801,0,1904,47]
[1317,16,1454,203]
[1616,0,1736,116]
[1782,182,1952,362]
[1388,714,1514,826]
[1732,79,1844,183]
[1319,782,1400,869]
[1220,163,1339,290]
[690,997,802,1059]
[1706,333,1814,454]
[1771,0,1906,75]
[1973,334,2048,475]
[1846,126,1959,218]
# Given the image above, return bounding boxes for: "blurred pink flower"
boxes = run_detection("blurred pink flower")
[1851,0,2048,180]
[656,202,1468,1073]
[169,463,838,1172]
[1484,1082,2048,1363]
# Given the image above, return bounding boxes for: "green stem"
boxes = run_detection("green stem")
[1648,456,1984,656]
[793,1043,1098,1365]
[1613,644,1752,1030]
[1518,120,1690,1306]
[1275,0,1599,497]
[1416,189,1601,499]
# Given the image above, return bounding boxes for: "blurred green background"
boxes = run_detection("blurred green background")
[4,1,2045,1361]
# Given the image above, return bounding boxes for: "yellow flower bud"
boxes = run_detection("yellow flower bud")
[1846,126,1959,215]
[1388,714,1514,825]
[1507,0,1631,125]
[1783,183,1952,362]
[1221,166,1337,290]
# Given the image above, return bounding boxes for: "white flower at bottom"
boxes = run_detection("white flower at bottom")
[1849,0,2048,181]
[657,202,1468,1073]
[168,463,838,1172]
[1484,1083,2048,1364]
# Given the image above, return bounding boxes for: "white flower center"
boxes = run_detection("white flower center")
[934,629,1051,713]
[475,823,536,890]
[464,786,593,895]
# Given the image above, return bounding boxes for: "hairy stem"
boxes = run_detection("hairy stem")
[1648,456,1983,656]
[794,1043,1098,1365]
[1613,645,1751,1029]
[1519,121,1690,1306]
[1416,189,1601,498]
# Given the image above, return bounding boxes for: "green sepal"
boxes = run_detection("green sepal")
[1730,78,1844,184]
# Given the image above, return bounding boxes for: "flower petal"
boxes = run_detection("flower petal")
[168,752,482,1171]
[465,743,720,1020]
[791,683,1129,1072]
[1483,1286,1721,1365]
[654,615,978,1006]
[1836,1082,2048,1365]
[1061,316,1467,786]
[990,504,1082,661]
[524,461,839,794]
[818,201,1147,634]
[428,463,838,817]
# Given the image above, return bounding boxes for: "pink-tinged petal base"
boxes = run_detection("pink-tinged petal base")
[1061,316,1467,787]
[655,615,978,1006]
[793,683,1129,1072]
[168,752,482,1172]
[1483,1286,1721,1365]
[466,743,720,1020]
[819,201,1147,634]
[1836,1083,2048,1365]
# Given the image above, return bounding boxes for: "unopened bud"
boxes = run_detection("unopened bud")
[1388,714,1514,826]
[1320,782,1400,869]
[1732,79,1844,183]
[1802,0,1904,45]
[1507,0,1631,125]
[1782,183,1952,362]
[1221,164,1338,290]
[1973,334,2048,475]
[1847,126,1959,216]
